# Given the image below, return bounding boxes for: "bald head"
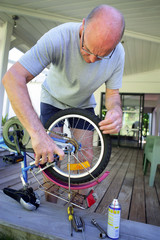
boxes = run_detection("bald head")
[80,5,125,63]
[85,5,125,46]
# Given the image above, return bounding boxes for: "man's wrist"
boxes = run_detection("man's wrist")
[29,122,46,139]
[111,105,122,116]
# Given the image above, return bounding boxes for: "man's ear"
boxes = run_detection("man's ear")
[80,18,85,38]
[82,18,85,30]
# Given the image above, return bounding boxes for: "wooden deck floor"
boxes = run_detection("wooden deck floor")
[0,147,160,227]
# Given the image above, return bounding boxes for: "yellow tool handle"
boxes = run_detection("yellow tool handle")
[67,206,74,221]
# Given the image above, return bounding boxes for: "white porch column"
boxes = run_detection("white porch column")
[0,22,13,129]
[151,105,160,136]
[152,110,156,135]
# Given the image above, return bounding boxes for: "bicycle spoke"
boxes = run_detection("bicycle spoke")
[43,108,111,184]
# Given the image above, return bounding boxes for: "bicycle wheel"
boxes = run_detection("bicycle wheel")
[43,108,111,184]
[2,116,30,152]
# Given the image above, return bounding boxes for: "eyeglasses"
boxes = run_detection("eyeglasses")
[81,28,116,59]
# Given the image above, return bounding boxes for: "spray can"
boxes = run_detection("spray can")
[107,199,121,239]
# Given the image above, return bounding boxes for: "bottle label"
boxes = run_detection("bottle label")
[107,206,121,239]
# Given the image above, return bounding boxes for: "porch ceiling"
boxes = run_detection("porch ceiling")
[0,0,160,77]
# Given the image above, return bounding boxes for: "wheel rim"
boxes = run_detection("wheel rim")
[47,113,104,180]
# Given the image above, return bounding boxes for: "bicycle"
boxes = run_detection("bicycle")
[2,108,111,209]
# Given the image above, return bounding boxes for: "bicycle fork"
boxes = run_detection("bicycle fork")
[68,153,71,201]
[67,153,74,236]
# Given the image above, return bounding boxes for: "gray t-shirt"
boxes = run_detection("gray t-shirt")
[19,22,125,109]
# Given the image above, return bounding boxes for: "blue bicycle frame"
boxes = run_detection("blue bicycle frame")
[20,136,79,186]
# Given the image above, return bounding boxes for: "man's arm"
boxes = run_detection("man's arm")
[2,62,64,165]
[99,88,122,134]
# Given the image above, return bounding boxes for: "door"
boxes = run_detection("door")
[119,94,144,148]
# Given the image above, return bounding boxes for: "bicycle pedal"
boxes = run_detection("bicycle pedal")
[3,153,24,164]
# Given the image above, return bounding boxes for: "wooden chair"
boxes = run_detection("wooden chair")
[143,136,160,186]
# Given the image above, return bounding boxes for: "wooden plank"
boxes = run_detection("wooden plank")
[118,149,137,219]
[95,148,132,215]
[0,170,43,190]
[11,175,43,191]
[102,147,124,171]
[88,148,129,213]
[0,168,22,185]
[129,150,146,223]
[3,173,42,190]
[0,164,21,179]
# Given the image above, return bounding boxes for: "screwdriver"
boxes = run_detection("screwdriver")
[67,205,74,236]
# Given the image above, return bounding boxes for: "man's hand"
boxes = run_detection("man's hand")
[99,108,122,134]
[99,88,122,134]
[31,131,64,166]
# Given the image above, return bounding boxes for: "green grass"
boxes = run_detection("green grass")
[0,233,15,240]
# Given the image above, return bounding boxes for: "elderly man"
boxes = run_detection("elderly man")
[2,5,125,168]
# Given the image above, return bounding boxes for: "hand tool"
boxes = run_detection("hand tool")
[91,218,107,239]
[67,205,74,236]
[72,214,85,240]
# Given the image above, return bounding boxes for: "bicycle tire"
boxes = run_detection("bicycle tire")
[43,108,111,184]
[2,116,30,152]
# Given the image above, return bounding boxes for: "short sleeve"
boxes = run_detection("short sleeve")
[18,29,58,76]
[106,46,125,89]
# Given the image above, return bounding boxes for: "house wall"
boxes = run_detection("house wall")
[121,69,160,93]
[94,69,160,116]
